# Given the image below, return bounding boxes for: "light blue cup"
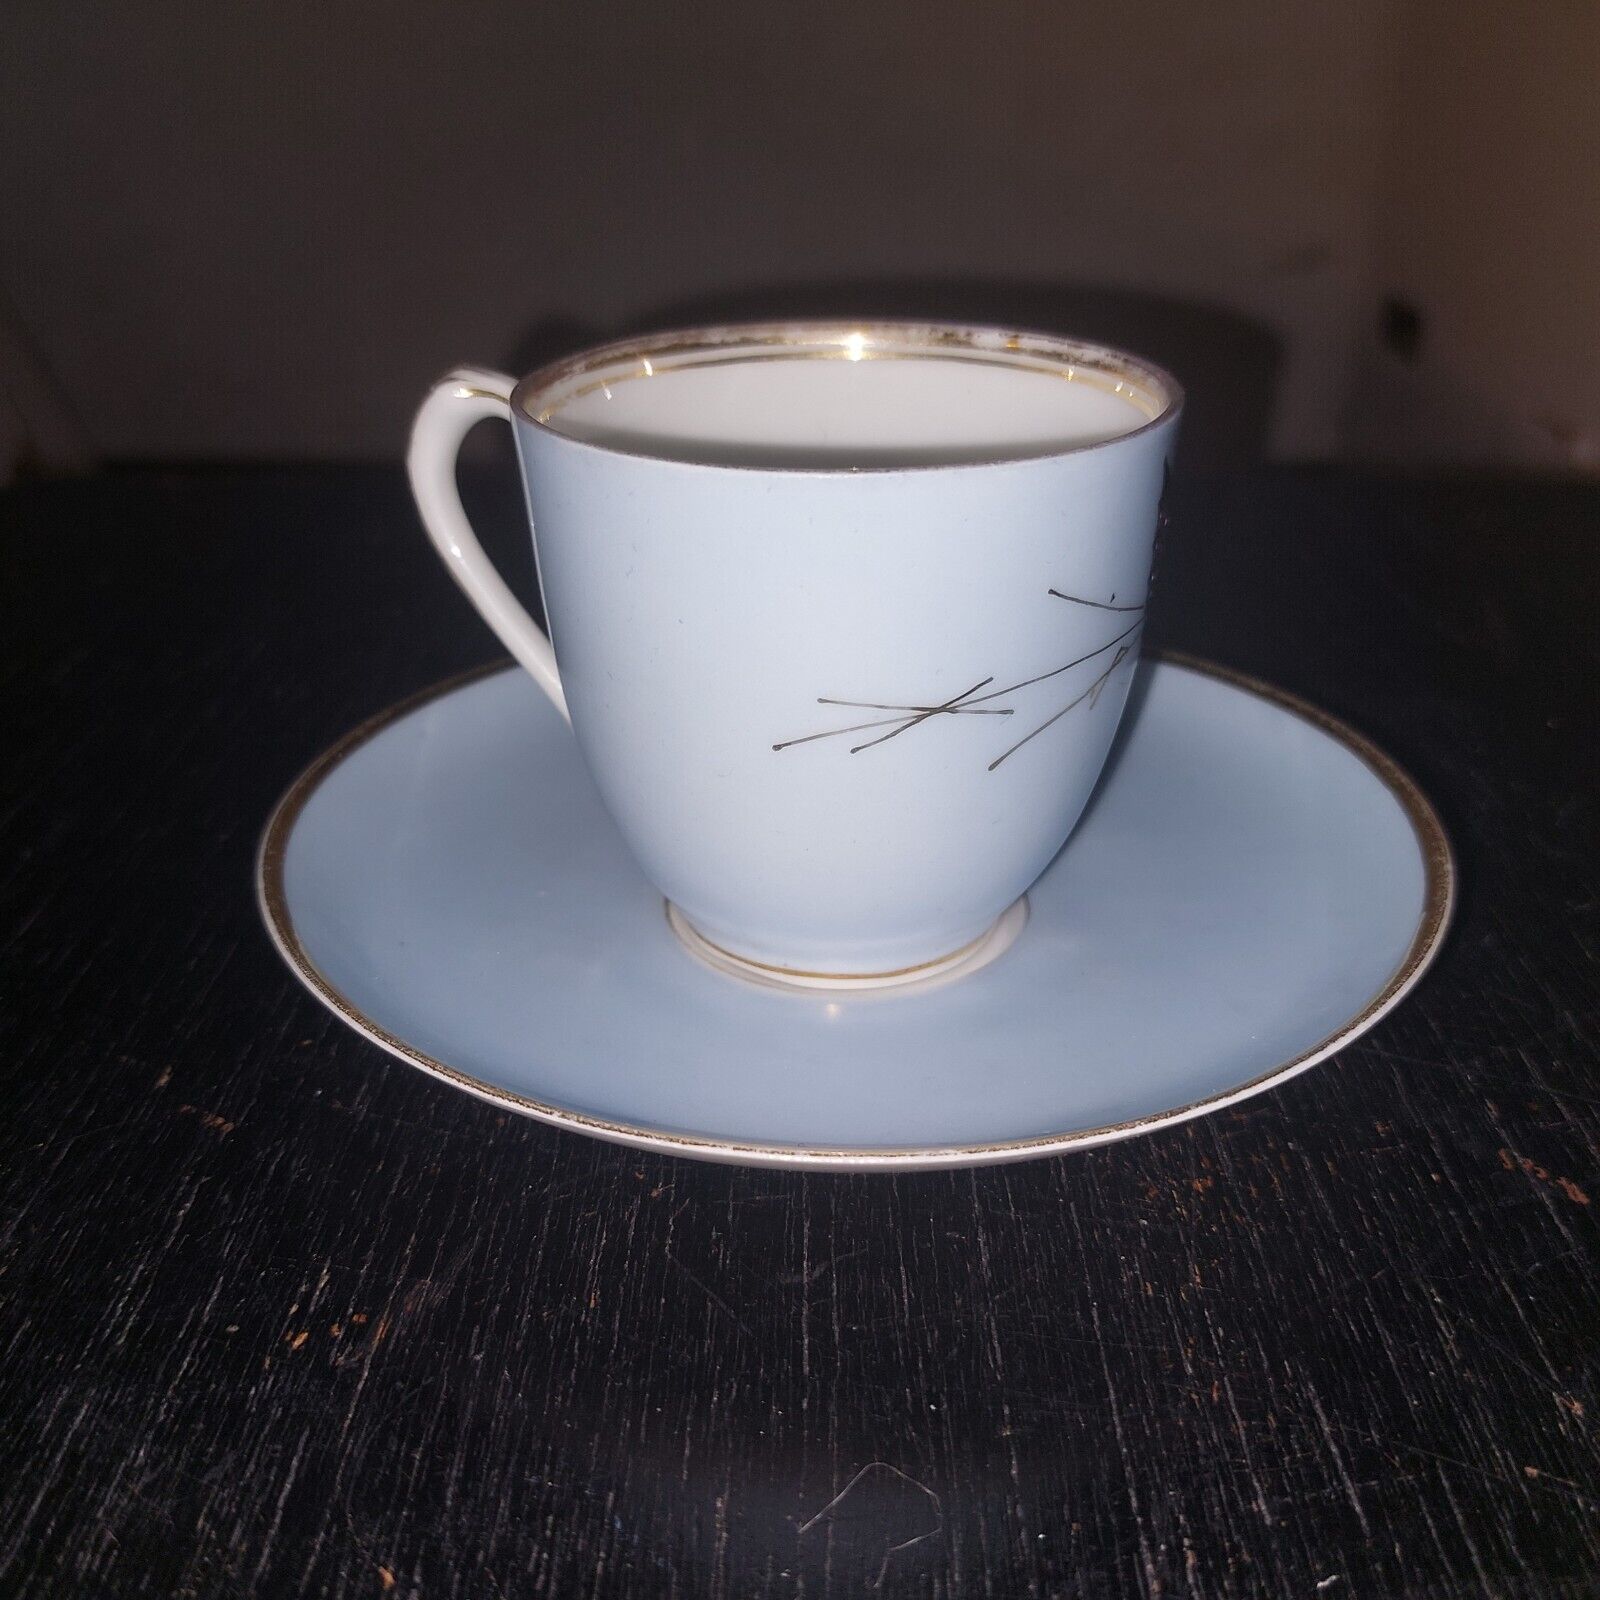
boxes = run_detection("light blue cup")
[408,322,1181,988]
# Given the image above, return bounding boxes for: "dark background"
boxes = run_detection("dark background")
[2,0,1597,479]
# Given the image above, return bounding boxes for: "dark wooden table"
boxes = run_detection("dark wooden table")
[2,464,1596,1598]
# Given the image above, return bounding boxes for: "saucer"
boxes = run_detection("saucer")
[257,656,1452,1170]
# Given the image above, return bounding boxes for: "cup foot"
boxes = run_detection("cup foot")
[665,898,1029,995]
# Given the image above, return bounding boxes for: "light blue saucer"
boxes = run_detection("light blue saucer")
[258,657,1452,1169]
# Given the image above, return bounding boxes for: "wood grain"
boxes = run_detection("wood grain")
[1,465,1596,1598]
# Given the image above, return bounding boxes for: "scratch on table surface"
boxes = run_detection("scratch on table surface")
[664,1251,753,1340]
[1522,1463,1590,1492]
[410,1240,478,1311]
[777,1247,866,1287]
[1089,1298,1165,1588]
[1305,1381,1371,1537]
[1428,1297,1589,1422]
[795,1461,943,1589]
[868,1525,941,1590]
[1362,1044,1600,1110]
[1335,1423,1600,1509]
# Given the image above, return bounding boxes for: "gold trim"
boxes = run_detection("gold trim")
[255,655,1455,1169]
[508,320,1183,475]
[537,349,1162,425]
[665,900,1003,983]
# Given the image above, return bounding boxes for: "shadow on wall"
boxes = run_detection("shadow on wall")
[503,282,1280,472]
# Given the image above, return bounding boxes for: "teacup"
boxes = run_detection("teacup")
[408,322,1181,988]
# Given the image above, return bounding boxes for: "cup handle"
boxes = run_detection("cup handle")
[406,367,569,722]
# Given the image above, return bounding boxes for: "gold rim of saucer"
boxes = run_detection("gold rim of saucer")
[255,653,1454,1170]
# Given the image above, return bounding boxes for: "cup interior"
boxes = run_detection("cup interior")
[514,323,1179,470]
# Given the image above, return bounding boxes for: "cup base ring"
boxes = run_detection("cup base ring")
[665,897,1029,995]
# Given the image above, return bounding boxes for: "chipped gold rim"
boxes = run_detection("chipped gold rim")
[509,320,1183,476]
[255,654,1455,1171]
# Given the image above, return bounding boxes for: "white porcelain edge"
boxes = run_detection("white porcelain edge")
[406,368,570,720]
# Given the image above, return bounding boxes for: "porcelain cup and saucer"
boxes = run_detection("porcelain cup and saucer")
[258,323,1451,1168]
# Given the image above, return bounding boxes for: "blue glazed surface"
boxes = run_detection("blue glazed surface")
[275,660,1439,1156]
[513,376,1175,972]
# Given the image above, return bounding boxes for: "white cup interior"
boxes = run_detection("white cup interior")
[515,324,1178,470]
